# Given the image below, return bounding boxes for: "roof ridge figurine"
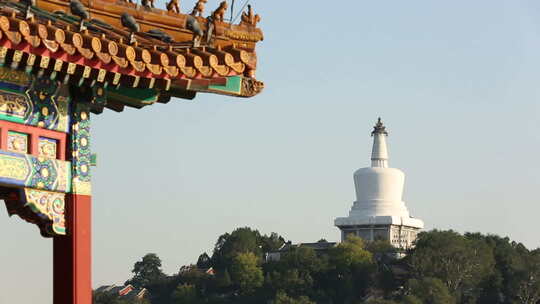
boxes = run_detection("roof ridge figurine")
[69,0,89,31]
[211,1,228,22]
[120,12,140,44]
[20,0,36,19]
[190,0,207,17]
[142,0,155,8]
[166,0,180,13]
[240,4,260,26]
[0,0,265,99]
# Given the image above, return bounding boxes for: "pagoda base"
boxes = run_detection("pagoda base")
[335,216,423,249]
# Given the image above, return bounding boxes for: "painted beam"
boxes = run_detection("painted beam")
[0,149,71,192]
[0,67,71,133]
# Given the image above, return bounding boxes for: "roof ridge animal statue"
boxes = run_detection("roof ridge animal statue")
[69,0,89,31]
[211,1,227,23]
[142,0,155,8]
[20,0,36,19]
[190,0,207,17]
[240,4,260,27]
[186,14,203,46]
[166,0,180,13]
[120,12,140,44]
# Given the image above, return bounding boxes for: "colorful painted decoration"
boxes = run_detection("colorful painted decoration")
[0,66,32,87]
[4,187,66,237]
[7,131,28,154]
[71,103,91,195]
[0,150,71,193]
[23,188,66,235]
[0,71,71,133]
[39,137,58,158]
[0,91,30,120]
[26,78,70,132]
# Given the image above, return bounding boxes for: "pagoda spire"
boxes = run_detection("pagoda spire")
[370,118,389,168]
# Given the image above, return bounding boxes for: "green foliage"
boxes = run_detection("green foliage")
[98,228,540,304]
[266,269,314,297]
[260,232,286,253]
[514,250,540,304]
[230,252,264,294]
[272,290,315,304]
[407,230,494,300]
[365,240,400,295]
[365,240,396,257]
[407,277,455,304]
[280,246,323,273]
[172,284,201,304]
[196,252,211,269]
[93,291,118,304]
[216,268,232,288]
[329,235,373,272]
[402,295,423,304]
[323,235,376,303]
[363,299,399,304]
[211,227,285,272]
[126,253,165,288]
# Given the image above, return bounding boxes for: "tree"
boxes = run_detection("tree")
[281,246,323,273]
[260,232,286,253]
[464,233,523,303]
[329,235,373,273]
[216,268,232,289]
[363,299,399,304]
[126,253,166,288]
[402,295,423,304]
[264,246,325,300]
[365,240,400,295]
[266,269,314,298]
[272,290,315,304]
[407,230,494,298]
[514,250,540,304]
[211,228,286,272]
[365,240,396,258]
[406,277,455,304]
[196,252,211,269]
[93,291,118,304]
[230,252,264,294]
[172,283,201,304]
[212,227,263,271]
[323,235,375,303]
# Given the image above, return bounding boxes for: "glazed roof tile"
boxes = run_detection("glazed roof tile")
[0,0,264,109]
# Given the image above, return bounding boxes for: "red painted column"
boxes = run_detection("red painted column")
[53,194,92,304]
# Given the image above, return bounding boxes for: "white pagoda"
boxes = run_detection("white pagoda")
[334,118,423,249]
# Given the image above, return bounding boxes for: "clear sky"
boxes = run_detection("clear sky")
[1,1,540,303]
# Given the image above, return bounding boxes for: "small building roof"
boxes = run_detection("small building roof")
[273,240,338,253]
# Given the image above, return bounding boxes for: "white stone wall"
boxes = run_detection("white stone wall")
[339,224,420,249]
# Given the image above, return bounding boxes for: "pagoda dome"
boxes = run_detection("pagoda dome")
[350,166,409,218]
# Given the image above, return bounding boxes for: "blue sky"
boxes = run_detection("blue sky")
[1,1,540,302]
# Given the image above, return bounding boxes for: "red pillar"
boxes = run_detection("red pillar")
[53,194,92,304]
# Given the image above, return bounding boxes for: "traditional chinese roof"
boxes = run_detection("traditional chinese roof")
[273,241,338,253]
[95,284,148,300]
[0,0,264,113]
